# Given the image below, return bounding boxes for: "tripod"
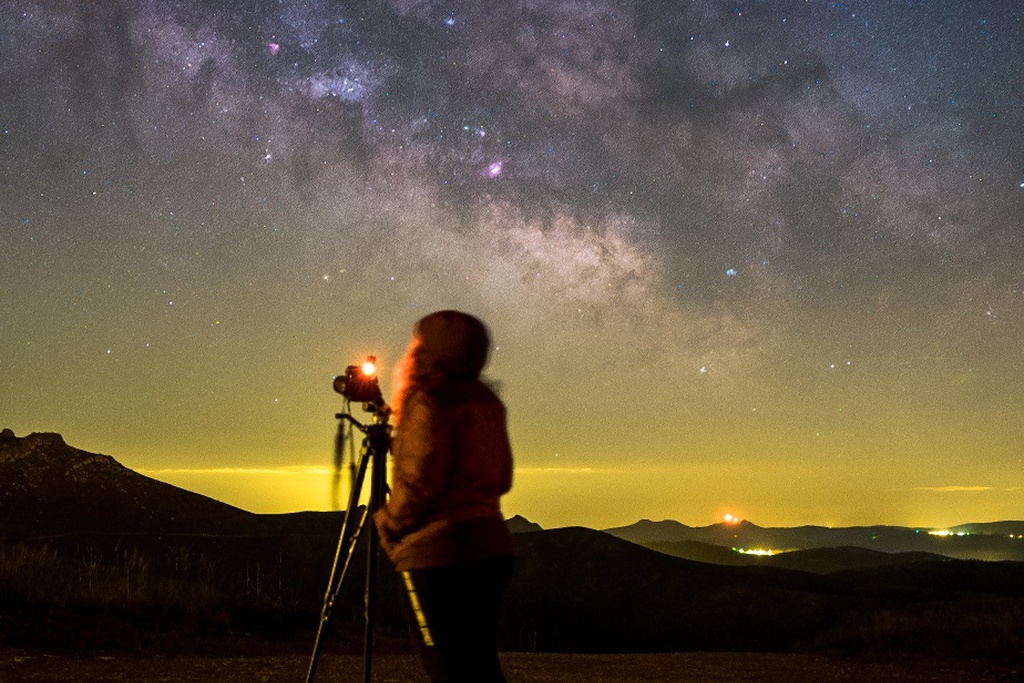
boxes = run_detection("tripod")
[306,401,391,683]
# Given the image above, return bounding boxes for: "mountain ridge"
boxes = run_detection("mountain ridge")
[0,428,258,537]
[2,428,1024,657]
[604,516,1024,562]
[5,428,1023,557]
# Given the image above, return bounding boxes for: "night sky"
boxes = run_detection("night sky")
[3,1,1022,529]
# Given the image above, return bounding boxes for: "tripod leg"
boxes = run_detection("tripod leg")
[363,523,378,683]
[306,436,373,683]
[361,424,391,683]
[308,416,391,683]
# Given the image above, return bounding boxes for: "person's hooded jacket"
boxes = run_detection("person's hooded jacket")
[373,311,514,571]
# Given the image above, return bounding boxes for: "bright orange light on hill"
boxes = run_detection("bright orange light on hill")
[724,513,739,524]
[361,358,377,376]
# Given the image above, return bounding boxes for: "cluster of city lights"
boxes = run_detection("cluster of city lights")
[722,513,790,556]
[732,547,779,557]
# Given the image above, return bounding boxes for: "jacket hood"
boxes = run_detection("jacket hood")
[413,310,490,379]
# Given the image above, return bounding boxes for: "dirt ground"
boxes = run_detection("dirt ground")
[1,650,1020,683]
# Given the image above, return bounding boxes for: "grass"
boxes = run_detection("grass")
[815,598,1024,660]
[0,539,335,653]
[2,536,1023,665]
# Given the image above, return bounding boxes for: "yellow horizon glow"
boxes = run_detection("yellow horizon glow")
[131,459,1024,530]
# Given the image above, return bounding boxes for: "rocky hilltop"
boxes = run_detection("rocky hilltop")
[0,428,257,537]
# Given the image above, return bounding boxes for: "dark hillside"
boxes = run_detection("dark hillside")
[835,558,1024,599]
[0,430,257,537]
[768,547,945,574]
[503,527,861,652]
[646,541,947,574]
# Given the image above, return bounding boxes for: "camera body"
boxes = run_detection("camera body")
[333,358,384,404]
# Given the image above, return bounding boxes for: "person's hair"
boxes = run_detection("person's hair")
[390,310,491,424]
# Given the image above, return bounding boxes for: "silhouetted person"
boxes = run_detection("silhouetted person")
[374,310,514,683]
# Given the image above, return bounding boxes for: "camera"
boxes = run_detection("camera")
[333,357,384,404]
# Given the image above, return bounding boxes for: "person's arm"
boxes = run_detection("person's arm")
[375,393,451,539]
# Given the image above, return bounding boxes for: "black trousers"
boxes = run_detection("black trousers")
[400,556,514,683]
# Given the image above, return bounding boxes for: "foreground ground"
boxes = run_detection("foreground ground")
[1,650,1020,682]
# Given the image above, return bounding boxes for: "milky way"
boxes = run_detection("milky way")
[2,1,1022,527]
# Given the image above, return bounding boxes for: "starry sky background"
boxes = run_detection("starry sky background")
[3,0,1022,529]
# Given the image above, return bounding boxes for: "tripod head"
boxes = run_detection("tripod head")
[334,356,385,403]
[334,355,391,425]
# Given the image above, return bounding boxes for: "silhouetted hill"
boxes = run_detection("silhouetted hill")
[951,521,1024,536]
[645,539,748,565]
[504,528,1024,656]
[506,514,543,533]
[835,558,1024,599]
[646,541,948,574]
[0,429,258,537]
[504,527,863,652]
[603,518,695,543]
[770,546,945,574]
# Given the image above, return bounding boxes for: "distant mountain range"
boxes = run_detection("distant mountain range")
[603,517,1024,564]
[2,428,1023,657]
